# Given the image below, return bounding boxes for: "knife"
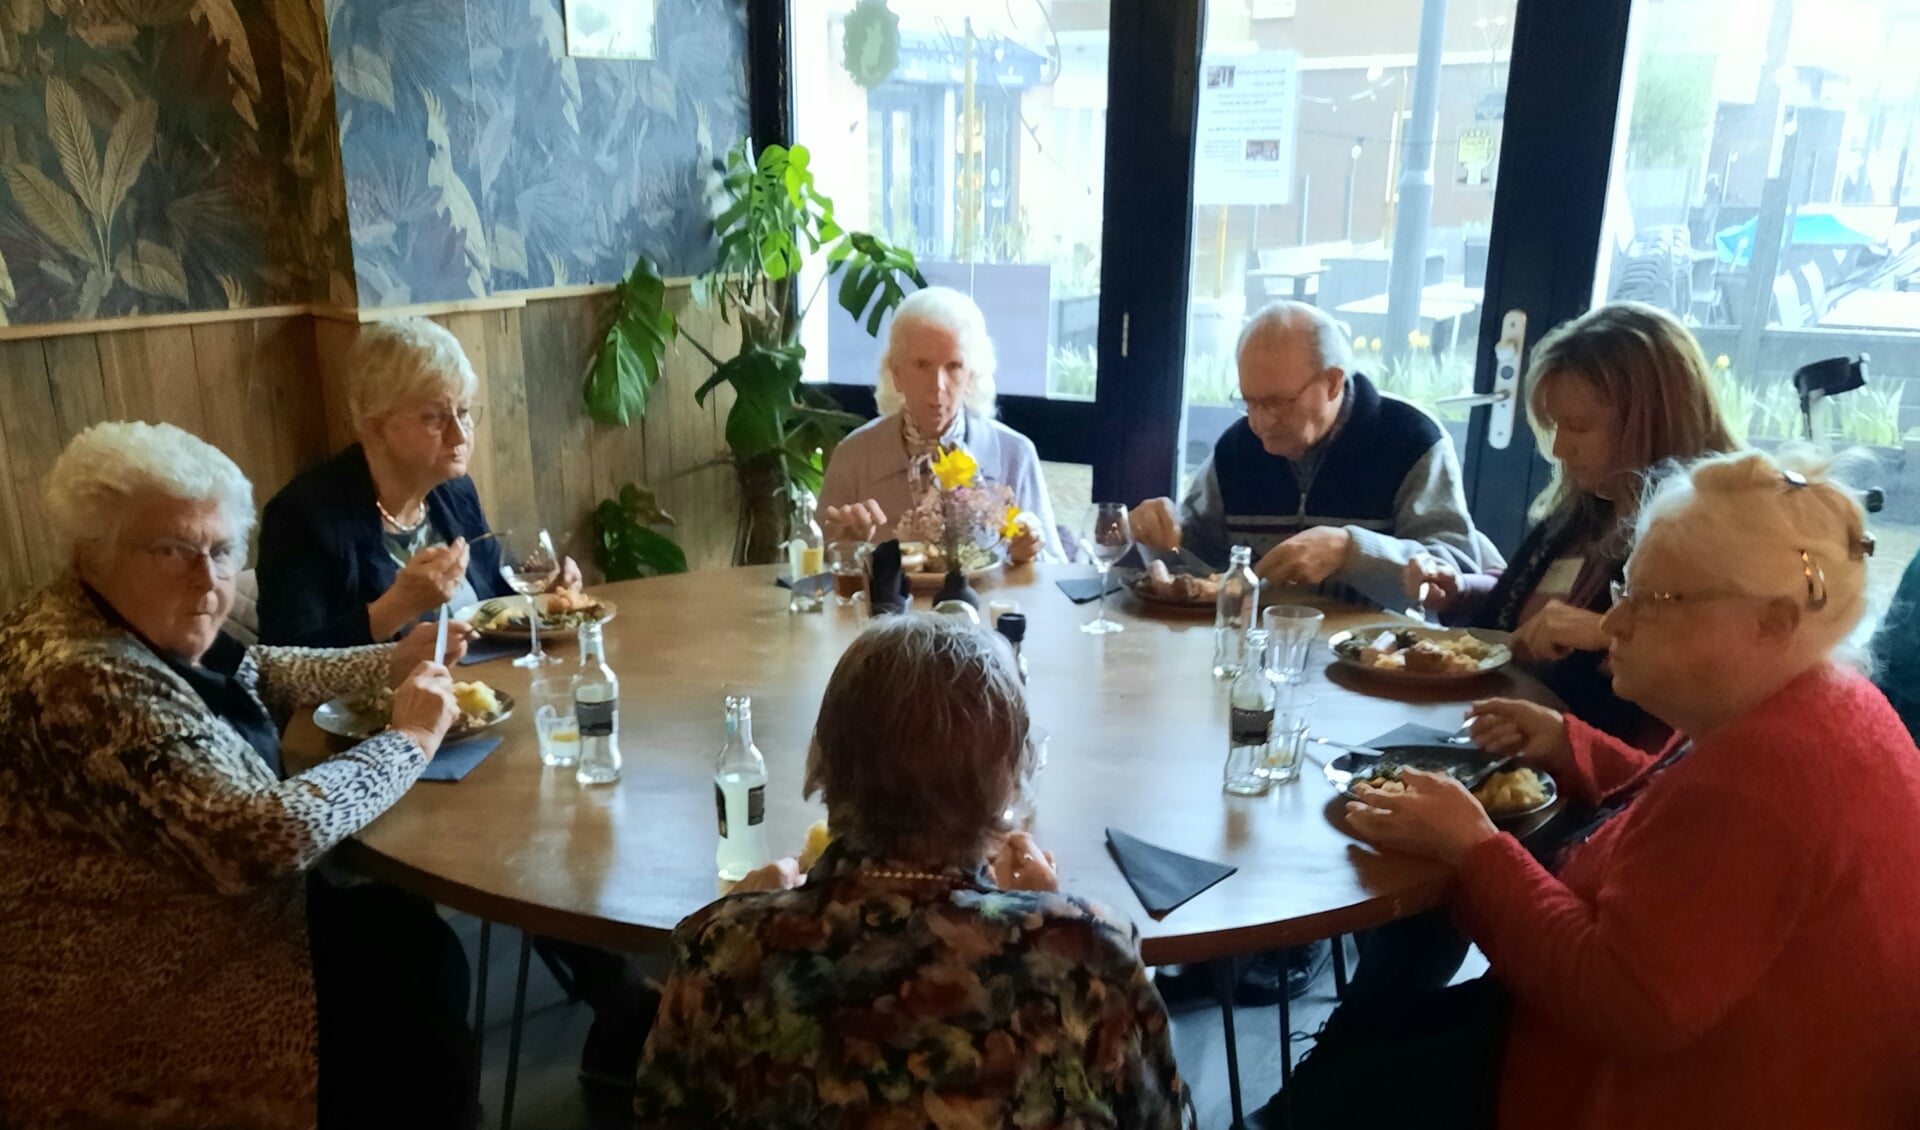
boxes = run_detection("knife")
[432,603,449,666]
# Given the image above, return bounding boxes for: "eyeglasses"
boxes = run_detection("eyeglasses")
[140,540,246,580]
[1610,549,1827,615]
[409,404,481,436]
[1230,378,1323,417]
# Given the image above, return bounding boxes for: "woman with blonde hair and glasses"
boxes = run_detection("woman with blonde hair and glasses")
[1269,450,1920,1129]
[1405,301,1737,746]
[257,315,580,647]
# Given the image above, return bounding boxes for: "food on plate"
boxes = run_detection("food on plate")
[899,540,995,574]
[1357,629,1491,673]
[472,593,606,633]
[1142,558,1222,602]
[798,820,834,870]
[452,681,501,718]
[1472,768,1550,815]
[348,679,503,732]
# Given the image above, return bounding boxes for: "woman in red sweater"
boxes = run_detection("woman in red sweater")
[1279,450,1920,1130]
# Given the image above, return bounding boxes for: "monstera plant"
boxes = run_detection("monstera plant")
[584,140,924,564]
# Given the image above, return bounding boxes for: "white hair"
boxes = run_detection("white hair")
[1636,446,1871,659]
[874,286,999,418]
[45,421,254,562]
[349,316,479,433]
[1238,300,1355,374]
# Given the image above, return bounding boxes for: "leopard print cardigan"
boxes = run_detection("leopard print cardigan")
[0,577,429,1130]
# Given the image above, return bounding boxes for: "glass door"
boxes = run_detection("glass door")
[1595,0,1920,630]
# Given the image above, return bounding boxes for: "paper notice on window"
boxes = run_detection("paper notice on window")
[1195,51,1301,207]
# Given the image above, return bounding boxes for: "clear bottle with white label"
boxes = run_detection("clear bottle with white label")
[1224,629,1275,796]
[1212,544,1262,679]
[788,490,826,614]
[714,695,770,881]
[572,621,621,785]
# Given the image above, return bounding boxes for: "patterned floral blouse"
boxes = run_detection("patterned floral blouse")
[0,578,426,1130]
[635,840,1193,1129]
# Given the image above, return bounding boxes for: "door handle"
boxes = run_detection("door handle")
[1437,310,1526,450]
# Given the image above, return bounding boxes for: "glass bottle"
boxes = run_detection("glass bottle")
[1212,545,1262,679]
[1224,629,1275,796]
[572,621,621,785]
[995,613,1029,683]
[714,695,770,882]
[788,490,826,614]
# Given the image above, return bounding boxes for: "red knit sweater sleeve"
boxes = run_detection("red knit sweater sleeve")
[1452,770,1820,1056]
[1560,715,1660,804]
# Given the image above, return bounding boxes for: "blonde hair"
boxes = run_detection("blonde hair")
[1527,303,1737,521]
[46,421,254,563]
[1637,447,1871,659]
[348,316,479,434]
[874,287,999,418]
[804,615,1030,868]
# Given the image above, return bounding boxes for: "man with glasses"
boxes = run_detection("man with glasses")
[1133,301,1500,610]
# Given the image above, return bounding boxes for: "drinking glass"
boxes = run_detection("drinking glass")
[827,541,870,607]
[1079,502,1133,634]
[497,527,562,668]
[1264,687,1315,784]
[1263,605,1325,684]
[529,676,580,767]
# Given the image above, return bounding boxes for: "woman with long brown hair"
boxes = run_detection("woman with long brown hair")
[1406,301,1738,745]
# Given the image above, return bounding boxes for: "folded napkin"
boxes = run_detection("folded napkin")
[420,735,503,781]
[1361,722,1457,749]
[1105,828,1237,918]
[1056,572,1127,604]
[456,638,523,666]
[867,540,913,616]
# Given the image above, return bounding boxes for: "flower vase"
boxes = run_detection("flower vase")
[933,567,980,609]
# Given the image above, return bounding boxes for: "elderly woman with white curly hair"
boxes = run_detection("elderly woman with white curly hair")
[0,422,477,1130]
[1259,449,1920,1130]
[257,315,580,647]
[820,286,1058,561]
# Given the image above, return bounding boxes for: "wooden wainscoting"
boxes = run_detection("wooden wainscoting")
[0,288,744,610]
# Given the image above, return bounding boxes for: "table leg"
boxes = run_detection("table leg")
[1273,985,1295,1130]
[1330,934,1348,1000]
[471,920,491,1095]
[499,932,532,1130]
[1211,959,1245,1128]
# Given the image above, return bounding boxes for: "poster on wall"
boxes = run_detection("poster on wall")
[565,0,657,60]
[1456,126,1499,188]
[1194,51,1300,206]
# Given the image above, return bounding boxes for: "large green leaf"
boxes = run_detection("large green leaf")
[592,484,688,582]
[583,258,677,425]
[716,344,805,458]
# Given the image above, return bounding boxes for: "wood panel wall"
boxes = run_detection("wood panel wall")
[0,287,742,610]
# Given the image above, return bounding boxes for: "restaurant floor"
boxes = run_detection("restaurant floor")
[455,915,1485,1129]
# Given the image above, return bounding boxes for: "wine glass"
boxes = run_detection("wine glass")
[1079,502,1133,634]
[496,527,561,667]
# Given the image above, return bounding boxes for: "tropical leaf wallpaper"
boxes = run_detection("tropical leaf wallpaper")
[326,0,748,307]
[0,0,353,325]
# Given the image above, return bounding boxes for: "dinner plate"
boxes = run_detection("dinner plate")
[1321,745,1558,821]
[1326,624,1513,683]
[455,594,617,641]
[899,544,1007,592]
[1120,569,1218,610]
[313,688,516,743]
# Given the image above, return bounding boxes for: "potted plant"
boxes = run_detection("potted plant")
[583,141,925,564]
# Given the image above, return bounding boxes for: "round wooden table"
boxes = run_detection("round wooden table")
[286,563,1557,967]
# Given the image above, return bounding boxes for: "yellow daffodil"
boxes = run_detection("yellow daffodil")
[1370,337,1383,352]
[1000,506,1025,541]
[1715,354,1731,370]
[930,445,979,491]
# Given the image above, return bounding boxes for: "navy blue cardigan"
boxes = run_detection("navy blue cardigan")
[256,445,512,647]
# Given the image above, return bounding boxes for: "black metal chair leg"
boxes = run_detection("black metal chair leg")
[499,932,532,1130]
[1211,959,1245,1128]
[533,938,581,1003]
[1331,933,1349,1000]
[471,920,491,1095]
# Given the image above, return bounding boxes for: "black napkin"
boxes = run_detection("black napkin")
[420,735,503,781]
[1056,572,1127,603]
[867,540,913,615]
[774,573,834,597]
[1361,722,1457,748]
[1105,828,1237,918]
[456,638,522,666]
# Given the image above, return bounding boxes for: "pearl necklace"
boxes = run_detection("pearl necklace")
[861,867,961,885]
[376,497,426,532]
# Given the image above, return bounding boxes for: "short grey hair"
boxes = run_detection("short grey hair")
[805,615,1030,868]
[1237,300,1354,375]
[1637,446,1871,659]
[348,316,479,433]
[875,286,999,419]
[45,421,254,562]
